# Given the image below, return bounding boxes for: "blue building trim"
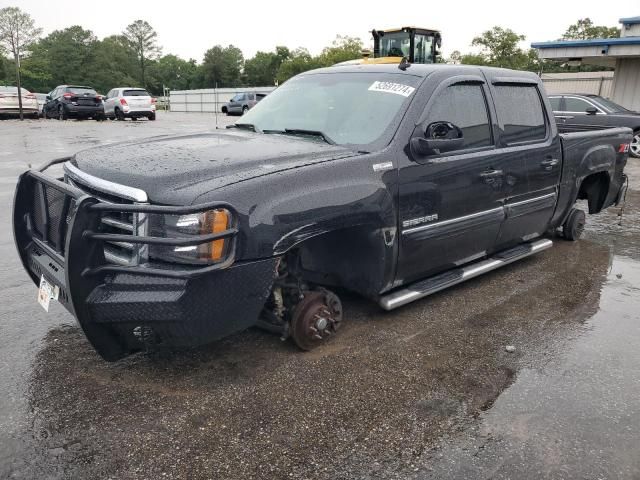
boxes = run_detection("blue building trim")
[531,37,640,49]
[619,16,640,25]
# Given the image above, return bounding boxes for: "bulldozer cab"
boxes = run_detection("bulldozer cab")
[373,27,441,63]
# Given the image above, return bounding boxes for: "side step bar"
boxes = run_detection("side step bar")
[379,238,553,311]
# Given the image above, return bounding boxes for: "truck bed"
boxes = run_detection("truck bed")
[552,125,631,227]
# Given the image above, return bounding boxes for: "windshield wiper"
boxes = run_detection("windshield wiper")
[227,123,261,133]
[283,128,336,145]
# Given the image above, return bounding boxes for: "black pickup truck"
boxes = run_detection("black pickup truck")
[13,64,631,361]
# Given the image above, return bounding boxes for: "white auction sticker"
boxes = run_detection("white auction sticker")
[37,275,59,312]
[368,81,415,97]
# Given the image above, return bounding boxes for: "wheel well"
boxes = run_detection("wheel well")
[577,172,610,214]
[286,225,391,298]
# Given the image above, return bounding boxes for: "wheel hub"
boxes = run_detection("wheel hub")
[290,289,343,350]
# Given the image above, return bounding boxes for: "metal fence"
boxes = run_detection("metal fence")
[540,72,614,97]
[169,87,276,113]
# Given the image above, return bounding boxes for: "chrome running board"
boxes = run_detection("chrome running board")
[379,238,553,311]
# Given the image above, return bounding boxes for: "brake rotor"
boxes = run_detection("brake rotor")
[290,289,343,350]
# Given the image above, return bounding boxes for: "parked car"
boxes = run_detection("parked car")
[34,93,48,117]
[13,64,631,361]
[222,92,267,115]
[0,86,39,118]
[549,93,640,158]
[103,87,156,121]
[43,85,104,120]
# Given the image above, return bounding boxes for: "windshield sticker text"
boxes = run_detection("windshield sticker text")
[368,81,416,97]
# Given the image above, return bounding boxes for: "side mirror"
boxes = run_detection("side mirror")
[46,95,51,101]
[585,107,598,115]
[410,121,464,157]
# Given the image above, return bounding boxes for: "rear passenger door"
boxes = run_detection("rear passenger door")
[485,77,562,248]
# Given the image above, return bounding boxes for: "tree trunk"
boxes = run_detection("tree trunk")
[15,58,24,121]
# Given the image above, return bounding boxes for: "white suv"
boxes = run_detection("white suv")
[103,87,156,121]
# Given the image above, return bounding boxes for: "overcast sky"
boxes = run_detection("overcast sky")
[4,0,634,60]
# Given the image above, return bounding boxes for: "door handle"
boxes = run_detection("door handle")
[479,169,503,185]
[540,158,559,171]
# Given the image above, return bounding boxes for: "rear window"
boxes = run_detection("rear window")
[67,86,97,95]
[123,89,150,97]
[494,85,547,144]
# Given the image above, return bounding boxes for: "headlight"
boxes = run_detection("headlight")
[149,209,232,264]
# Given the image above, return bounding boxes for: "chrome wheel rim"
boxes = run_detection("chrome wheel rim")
[631,134,640,157]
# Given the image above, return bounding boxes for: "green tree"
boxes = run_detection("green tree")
[201,44,243,87]
[87,35,138,93]
[0,6,41,119]
[471,26,528,68]
[317,35,363,66]
[124,20,161,87]
[243,46,290,86]
[148,54,199,92]
[562,18,620,40]
[276,48,322,84]
[26,26,97,89]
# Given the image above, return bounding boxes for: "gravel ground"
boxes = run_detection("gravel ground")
[1,113,639,479]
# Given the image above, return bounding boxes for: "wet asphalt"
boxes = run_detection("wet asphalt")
[1,113,639,479]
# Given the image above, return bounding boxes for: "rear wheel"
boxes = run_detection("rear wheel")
[58,106,67,121]
[115,108,125,121]
[242,106,248,115]
[148,113,156,121]
[630,131,640,159]
[563,208,586,241]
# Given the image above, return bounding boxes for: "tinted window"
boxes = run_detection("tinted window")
[590,96,629,113]
[123,89,150,97]
[548,97,561,111]
[424,83,492,150]
[564,97,593,113]
[494,85,546,144]
[66,86,97,95]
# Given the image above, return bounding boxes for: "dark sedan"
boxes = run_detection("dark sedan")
[44,85,104,120]
[549,94,640,158]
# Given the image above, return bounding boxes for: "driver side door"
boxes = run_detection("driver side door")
[396,77,506,284]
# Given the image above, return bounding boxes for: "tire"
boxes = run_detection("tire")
[630,130,640,159]
[58,106,67,121]
[221,106,227,114]
[148,112,156,121]
[242,106,248,115]
[115,108,125,121]
[562,208,586,241]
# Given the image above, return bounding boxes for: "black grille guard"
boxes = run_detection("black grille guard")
[13,159,239,299]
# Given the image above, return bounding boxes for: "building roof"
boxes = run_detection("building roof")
[619,16,640,25]
[531,37,640,49]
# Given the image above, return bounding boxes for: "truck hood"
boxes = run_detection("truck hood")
[71,129,359,204]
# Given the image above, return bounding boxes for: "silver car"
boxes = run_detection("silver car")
[103,87,156,121]
[222,92,267,115]
[0,86,39,118]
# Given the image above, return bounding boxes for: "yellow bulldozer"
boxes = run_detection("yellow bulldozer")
[339,26,442,65]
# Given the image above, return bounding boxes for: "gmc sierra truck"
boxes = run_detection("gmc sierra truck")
[13,64,631,361]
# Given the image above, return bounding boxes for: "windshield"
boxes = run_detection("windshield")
[590,96,630,113]
[379,32,411,58]
[240,73,421,147]
[67,86,97,95]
